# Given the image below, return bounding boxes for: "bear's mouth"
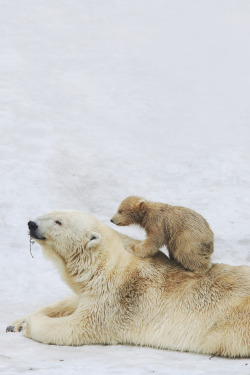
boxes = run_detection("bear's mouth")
[29,232,46,240]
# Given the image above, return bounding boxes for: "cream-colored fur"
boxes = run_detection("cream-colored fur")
[7,210,250,357]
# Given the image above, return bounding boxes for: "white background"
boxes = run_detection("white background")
[0,0,250,374]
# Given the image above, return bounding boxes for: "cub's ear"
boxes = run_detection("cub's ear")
[136,199,146,209]
[86,231,102,250]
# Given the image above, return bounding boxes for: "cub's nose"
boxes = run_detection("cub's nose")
[110,218,114,223]
[28,221,38,231]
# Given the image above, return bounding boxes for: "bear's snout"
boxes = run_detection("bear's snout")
[110,216,119,225]
[110,216,122,226]
[28,221,38,231]
[28,221,46,240]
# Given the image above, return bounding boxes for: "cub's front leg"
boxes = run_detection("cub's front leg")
[6,294,79,333]
[129,236,159,258]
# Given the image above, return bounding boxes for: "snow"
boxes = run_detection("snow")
[0,0,250,373]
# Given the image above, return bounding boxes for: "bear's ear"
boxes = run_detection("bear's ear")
[86,231,102,250]
[136,199,146,209]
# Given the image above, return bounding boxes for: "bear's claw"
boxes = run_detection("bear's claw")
[18,325,23,332]
[6,325,15,332]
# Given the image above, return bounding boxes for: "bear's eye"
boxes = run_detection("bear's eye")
[118,210,123,214]
[55,220,62,226]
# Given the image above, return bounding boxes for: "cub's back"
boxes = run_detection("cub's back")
[149,202,212,233]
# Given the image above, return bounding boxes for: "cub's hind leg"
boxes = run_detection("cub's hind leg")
[171,231,213,273]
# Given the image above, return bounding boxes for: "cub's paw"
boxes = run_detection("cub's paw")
[129,243,157,258]
[125,244,137,255]
[6,319,26,333]
[126,244,145,257]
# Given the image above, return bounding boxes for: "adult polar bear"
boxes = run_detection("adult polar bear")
[7,210,250,357]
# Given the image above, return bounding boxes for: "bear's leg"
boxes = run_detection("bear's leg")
[38,293,79,318]
[20,308,102,345]
[172,243,212,273]
[172,233,213,273]
[6,294,79,333]
[200,298,250,357]
[175,249,212,273]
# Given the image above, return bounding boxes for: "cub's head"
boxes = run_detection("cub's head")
[110,196,146,226]
[28,210,103,270]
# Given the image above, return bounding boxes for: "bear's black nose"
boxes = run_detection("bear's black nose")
[110,218,114,223]
[28,221,38,231]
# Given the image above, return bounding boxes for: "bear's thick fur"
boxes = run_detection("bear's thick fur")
[111,196,214,273]
[7,210,250,357]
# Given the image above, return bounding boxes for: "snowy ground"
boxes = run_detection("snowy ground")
[0,0,250,374]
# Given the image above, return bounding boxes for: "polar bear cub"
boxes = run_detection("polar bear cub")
[111,196,214,273]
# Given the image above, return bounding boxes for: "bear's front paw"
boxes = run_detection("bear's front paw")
[6,325,15,332]
[6,318,26,333]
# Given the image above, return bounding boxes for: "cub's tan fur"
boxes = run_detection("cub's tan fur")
[111,196,214,273]
[6,210,250,357]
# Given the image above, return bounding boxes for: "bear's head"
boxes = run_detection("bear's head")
[110,196,146,226]
[28,210,107,292]
[28,210,102,257]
